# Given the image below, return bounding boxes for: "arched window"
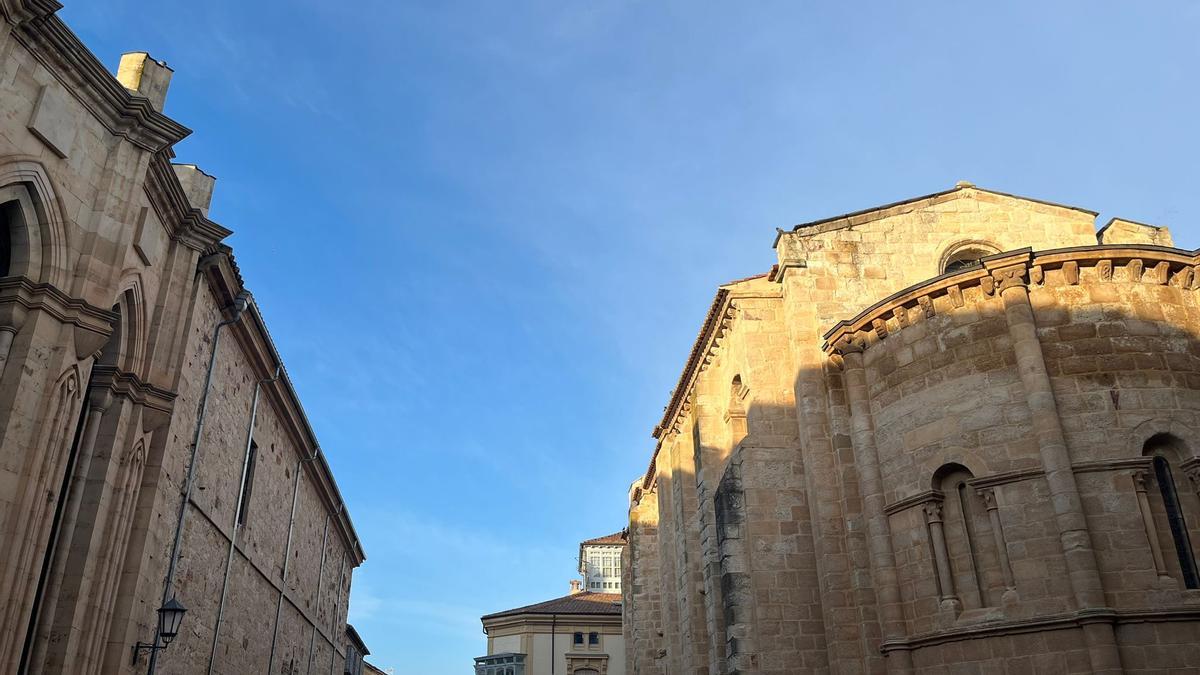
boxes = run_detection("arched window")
[933,464,1004,608]
[943,248,989,274]
[0,201,11,277]
[0,185,40,281]
[1144,434,1199,588]
[727,375,748,447]
[940,242,1000,275]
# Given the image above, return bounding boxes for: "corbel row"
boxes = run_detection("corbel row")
[824,246,1200,364]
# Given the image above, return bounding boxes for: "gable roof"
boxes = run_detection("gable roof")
[482,592,622,620]
[581,532,626,546]
[773,182,1098,246]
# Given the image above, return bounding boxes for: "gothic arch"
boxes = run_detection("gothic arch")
[102,274,148,375]
[0,159,69,287]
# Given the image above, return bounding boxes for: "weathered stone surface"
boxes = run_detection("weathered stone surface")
[0,7,363,675]
[626,187,1200,674]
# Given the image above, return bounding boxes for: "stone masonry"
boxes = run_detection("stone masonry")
[0,3,364,674]
[622,183,1200,673]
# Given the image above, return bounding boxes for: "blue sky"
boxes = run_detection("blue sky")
[62,1,1200,672]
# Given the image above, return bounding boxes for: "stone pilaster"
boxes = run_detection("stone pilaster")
[994,264,1123,674]
[840,346,913,674]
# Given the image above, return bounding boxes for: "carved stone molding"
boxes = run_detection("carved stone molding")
[822,244,1200,357]
[991,264,1027,294]
[0,277,115,355]
[0,0,60,26]
[884,489,943,516]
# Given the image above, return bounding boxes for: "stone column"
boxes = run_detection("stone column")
[0,303,28,383]
[1182,461,1200,500]
[923,499,960,613]
[1131,470,1171,580]
[24,386,112,675]
[840,345,913,674]
[977,487,1018,600]
[994,263,1123,674]
[0,328,16,379]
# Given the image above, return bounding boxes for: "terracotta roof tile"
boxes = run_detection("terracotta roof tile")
[581,531,625,546]
[482,592,622,620]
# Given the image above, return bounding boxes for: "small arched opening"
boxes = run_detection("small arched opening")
[940,241,1001,275]
[932,463,1003,608]
[1143,433,1200,588]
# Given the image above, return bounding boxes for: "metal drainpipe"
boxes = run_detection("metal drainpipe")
[147,291,249,675]
[206,365,281,675]
[305,503,341,675]
[267,445,321,674]
[550,614,557,675]
[327,551,347,675]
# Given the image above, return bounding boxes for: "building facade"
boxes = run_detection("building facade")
[0,3,365,675]
[580,532,625,593]
[479,591,624,675]
[479,533,627,675]
[623,183,1200,674]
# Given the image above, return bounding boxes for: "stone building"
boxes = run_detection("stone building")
[0,3,364,675]
[623,183,1200,674]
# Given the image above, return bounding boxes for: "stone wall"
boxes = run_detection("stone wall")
[0,4,365,674]
[627,186,1200,674]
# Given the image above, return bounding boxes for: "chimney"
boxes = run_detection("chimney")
[116,52,173,110]
[569,579,583,595]
[172,164,216,217]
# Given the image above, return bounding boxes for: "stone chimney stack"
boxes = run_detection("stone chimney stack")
[172,164,216,217]
[569,579,583,595]
[116,52,173,110]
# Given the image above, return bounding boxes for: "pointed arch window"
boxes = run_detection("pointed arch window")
[0,201,11,277]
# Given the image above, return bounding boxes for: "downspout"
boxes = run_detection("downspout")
[148,290,250,675]
[207,364,282,675]
[267,445,321,674]
[305,503,342,675]
[327,551,347,675]
[550,614,557,675]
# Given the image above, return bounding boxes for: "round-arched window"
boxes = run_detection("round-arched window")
[940,242,1000,275]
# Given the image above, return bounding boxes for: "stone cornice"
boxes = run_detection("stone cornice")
[824,244,1200,357]
[0,276,115,357]
[643,281,778,489]
[482,613,623,635]
[89,364,175,429]
[967,467,1044,490]
[145,155,232,251]
[1071,457,1154,475]
[0,0,60,26]
[10,11,190,153]
[883,489,942,516]
[879,607,1200,654]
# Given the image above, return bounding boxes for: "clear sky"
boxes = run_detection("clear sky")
[61,1,1200,672]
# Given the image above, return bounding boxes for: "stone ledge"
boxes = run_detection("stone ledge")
[879,606,1200,654]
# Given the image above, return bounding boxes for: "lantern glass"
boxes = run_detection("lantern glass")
[157,598,187,646]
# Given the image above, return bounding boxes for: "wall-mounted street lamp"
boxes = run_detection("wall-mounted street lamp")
[132,598,187,665]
